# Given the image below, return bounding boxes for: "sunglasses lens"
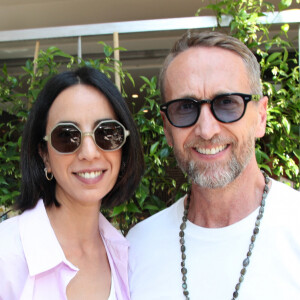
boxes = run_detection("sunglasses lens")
[95,121,126,151]
[51,125,81,153]
[213,95,245,122]
[167,99,198,127]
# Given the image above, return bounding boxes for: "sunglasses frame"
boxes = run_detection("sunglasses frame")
[43,119,130,154]
[160,93,261,128]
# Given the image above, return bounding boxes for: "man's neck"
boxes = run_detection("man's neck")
[187,165,267,228]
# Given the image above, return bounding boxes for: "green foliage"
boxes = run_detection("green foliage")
[0,43,131,210]
[0,47,79,209]
[0,42,187,231]
[110,76,188,231]
[0,66,24,207]
[197,0,299,189]
[0,1,299,230]
[80,42,134,98]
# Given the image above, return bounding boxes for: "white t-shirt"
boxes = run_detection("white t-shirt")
[107,275,116,300]
[127,179,300,300]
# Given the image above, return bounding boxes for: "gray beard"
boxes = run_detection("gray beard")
[174,134,255,189]
[187,154,245,188]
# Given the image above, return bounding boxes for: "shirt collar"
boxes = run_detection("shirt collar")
[98,213,129,275]
[99,213,130,299]
[19,200,78,276]
[98,213,129,246]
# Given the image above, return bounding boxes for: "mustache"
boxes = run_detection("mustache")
[184,135,236,149]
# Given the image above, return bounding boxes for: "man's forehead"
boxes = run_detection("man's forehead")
[168,46,243,69]
[164,46,249,100]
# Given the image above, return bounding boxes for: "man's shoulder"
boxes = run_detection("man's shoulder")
[267,179,300,228]
[270,179,299,202]
[127,196,184,242]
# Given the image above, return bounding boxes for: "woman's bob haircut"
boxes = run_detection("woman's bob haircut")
[16,66,144,212]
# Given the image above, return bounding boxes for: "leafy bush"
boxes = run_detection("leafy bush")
[0,66,23,207]
[0,43,187,231]
[0,0,299,232]
[196,0,299,189]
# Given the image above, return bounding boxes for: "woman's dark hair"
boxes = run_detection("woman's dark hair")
[16,66,144,212]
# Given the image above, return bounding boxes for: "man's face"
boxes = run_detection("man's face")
[162,46,267,189]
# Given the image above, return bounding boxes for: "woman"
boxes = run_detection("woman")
[0,66,144,300]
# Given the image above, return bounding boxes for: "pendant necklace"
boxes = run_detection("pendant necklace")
[179,171,270,299]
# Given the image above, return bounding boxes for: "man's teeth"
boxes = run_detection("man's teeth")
[196,145,226,155]
[78,171,102,179]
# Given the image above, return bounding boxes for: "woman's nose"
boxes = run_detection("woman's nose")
[77,133,101,161]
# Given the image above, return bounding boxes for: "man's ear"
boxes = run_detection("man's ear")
[38,144,51,172]
[256,96,268,138]
[160,111,173,148]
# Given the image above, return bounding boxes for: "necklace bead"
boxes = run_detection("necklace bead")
[179,171,270,299]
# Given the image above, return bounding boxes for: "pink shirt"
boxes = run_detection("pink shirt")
[0,200,130,300]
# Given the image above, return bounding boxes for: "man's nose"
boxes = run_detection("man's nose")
[193,103,221,140]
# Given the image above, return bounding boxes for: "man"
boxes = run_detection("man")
[127,31,300,299]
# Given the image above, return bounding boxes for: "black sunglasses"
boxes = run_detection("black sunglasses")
[44,120,130,154]
[160,93,261,128]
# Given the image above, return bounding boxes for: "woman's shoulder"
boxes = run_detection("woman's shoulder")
[0,215,20,237]
[0,215,23,257]
[0,216,29,299]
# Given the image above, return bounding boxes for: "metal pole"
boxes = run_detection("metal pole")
[33,40,40,75]
[78,36,82,63]
[113,32,121,91]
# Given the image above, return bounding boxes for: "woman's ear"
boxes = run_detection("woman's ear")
[38,144,51,172]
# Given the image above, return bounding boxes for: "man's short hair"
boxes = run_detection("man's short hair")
[159,31,262,102]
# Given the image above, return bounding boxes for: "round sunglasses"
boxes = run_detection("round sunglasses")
[43,120,130,154]
[160,93,261,128]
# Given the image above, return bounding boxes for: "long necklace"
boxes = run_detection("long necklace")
[179,171,270,300]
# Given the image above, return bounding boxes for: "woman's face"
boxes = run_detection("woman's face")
[42,84,122,209]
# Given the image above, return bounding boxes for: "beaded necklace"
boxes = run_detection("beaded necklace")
[179,172,270,299]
